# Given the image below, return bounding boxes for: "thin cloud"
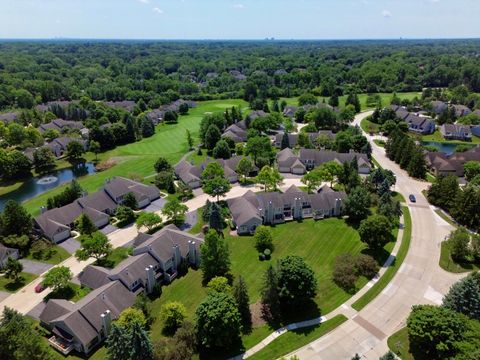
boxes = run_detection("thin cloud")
[153,7,164,14]
[382,10,392,18]
[233,4,245,10]
[137,0,150,4]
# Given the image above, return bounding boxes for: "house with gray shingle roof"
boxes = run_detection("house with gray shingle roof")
[299,149,371,174]
[0,112,20,124]
[0,244,19,268]
[440,124,472,141]
[43,224,203,355]
[228,185,346,235]
[34,177,160,242]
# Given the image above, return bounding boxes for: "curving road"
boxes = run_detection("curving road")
[288,112,464,359]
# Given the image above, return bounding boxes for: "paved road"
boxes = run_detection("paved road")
[0,172,307,316]
[288,112,463,359]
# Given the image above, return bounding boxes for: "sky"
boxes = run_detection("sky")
[0,0,479,40]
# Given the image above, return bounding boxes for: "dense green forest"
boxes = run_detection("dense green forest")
[1,39,480,110]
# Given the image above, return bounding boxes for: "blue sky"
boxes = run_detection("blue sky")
[0,0,479,39]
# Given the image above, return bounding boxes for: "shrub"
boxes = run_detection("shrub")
[354,254,379,279]
[161,301,187,334]
[254,225,274,253]
[333,254,358,291]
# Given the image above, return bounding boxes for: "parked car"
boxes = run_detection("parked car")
[409,194,416,203]
[34,283,45,293]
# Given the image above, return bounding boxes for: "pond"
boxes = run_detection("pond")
[0,162,96,211]
[421,141,474,155]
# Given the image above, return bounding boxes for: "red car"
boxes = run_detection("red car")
[34,283,45,293]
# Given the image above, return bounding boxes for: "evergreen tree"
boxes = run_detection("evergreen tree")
[281,132,290,150]
[204,124,221,151]
[141,117,155,138]
[408,146,427,179]
[329,94,339,107]
[200,230,231,284]
[443,271,480,320]
[75,213,96,235]
[129,322,154,360]
[186,129,194,150]
[212,139,231,159]
[208,202,223,234]
[1,200,32,237]
[106,324,132,360]
[233,276,252,331]
[124,115,137,143]
[261,265,281,323]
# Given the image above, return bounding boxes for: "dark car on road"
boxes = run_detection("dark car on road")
[409,194,416,203]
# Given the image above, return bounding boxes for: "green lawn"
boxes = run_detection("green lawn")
[361,117,381,134]
[439,241,480,273]
[144,218,396,358]
[388,327,415,360]
[17,99,247,216]
[373,139,386,148]
[25,244,71,265]
[352,206,411,311]
[44,282,91,302]
[0,272,37,292]
[97,246,132,268]
[248,315,348,360]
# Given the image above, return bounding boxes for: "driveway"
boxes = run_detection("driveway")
[180,210,198,232]
[19,260,53,275]
[0,291,10,302]
[143,198,166,213]
[58,237,81,254]
[100,224,118,235]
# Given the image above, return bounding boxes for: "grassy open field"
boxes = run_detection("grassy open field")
[388,327,415,360]
[421,129,480,144]
[17,99,247,216]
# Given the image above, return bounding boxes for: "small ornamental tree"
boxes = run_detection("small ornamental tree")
[115,205,135,225]
[4,258,23,282]
[195,291,242,349]
[212,139,231,159]
[160,301,188,333]
[277,255,317,306]
[75,213,96,235]
[122,192,138,210]
[207,276,231,294]
[233,276,252,331]
[136,212,162,232]
[154,157,172,173]
[256,165,283,192]
[43,266,72,292]
[200,230,231,285]
[236,157,254,183]
[163,198,188,226]
[75,231,112,262]
[254,225,274,253]
[358,215,393,249]
[447,227,471,262]
[66,140,85,161]
[117,308,147,330]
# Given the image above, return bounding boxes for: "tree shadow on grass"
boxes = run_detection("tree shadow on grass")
[361,246,392,266]
[4,277,28,292]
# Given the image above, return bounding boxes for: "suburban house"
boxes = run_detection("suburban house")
[431,101,448,114]
[425,146,480,177]
[0,244,19,268]
[35,101,78,113]
[282,106,297,119]
[440,124,472,141]
[247,110,268,121]
[46,137,88,158]
[0,112,19,124]
[274,130,336,148]
[229,70,247,81]
[390,106,435,135]
[452,104,472,118]
[222,120,248,143]
[174,156,256,189]
[145,100,197,125]
[41,225,202,355]
[34,177,160,243]
[228,185,346,235]
[38,119,87,137]
[277,148,307,174]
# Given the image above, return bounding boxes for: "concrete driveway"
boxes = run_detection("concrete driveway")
[19,259,53,275]
[0,291,10,302]
[143,198,166,212]
[58,237,81,254]
[180,210,198,232]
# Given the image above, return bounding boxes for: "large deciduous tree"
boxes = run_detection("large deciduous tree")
[75,231,112,261]
[358,215,394,249]
[200,230,231,284]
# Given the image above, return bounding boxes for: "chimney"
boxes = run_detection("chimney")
[101,310,111,337]
[188,240,198,266]
[334,198,342,216]
[145,265,155,294]
[173,244,181,270]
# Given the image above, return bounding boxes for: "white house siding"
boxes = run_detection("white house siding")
[292,166,306,175]
[237,218,262,235]
[278,166,291,173]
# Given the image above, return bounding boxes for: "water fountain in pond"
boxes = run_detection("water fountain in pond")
[37,176,59,185]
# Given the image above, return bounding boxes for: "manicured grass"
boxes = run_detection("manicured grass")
[25,245,71,265]
[188,208,205,235]
[372,157,382,169]
[98,246,132,268]
[248,315,348,360]
[361,117,381,134]
[352,206,412,311]
[0,272,37,292]
[44,282,91,302]
[388,327,415,360]
[434,209,457,227]
[185,150,208,166]
[19,99,248,217]
[392,191,406,203]
[148,218,395,353]
[426,172,436,183]
[439,241,480,273]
